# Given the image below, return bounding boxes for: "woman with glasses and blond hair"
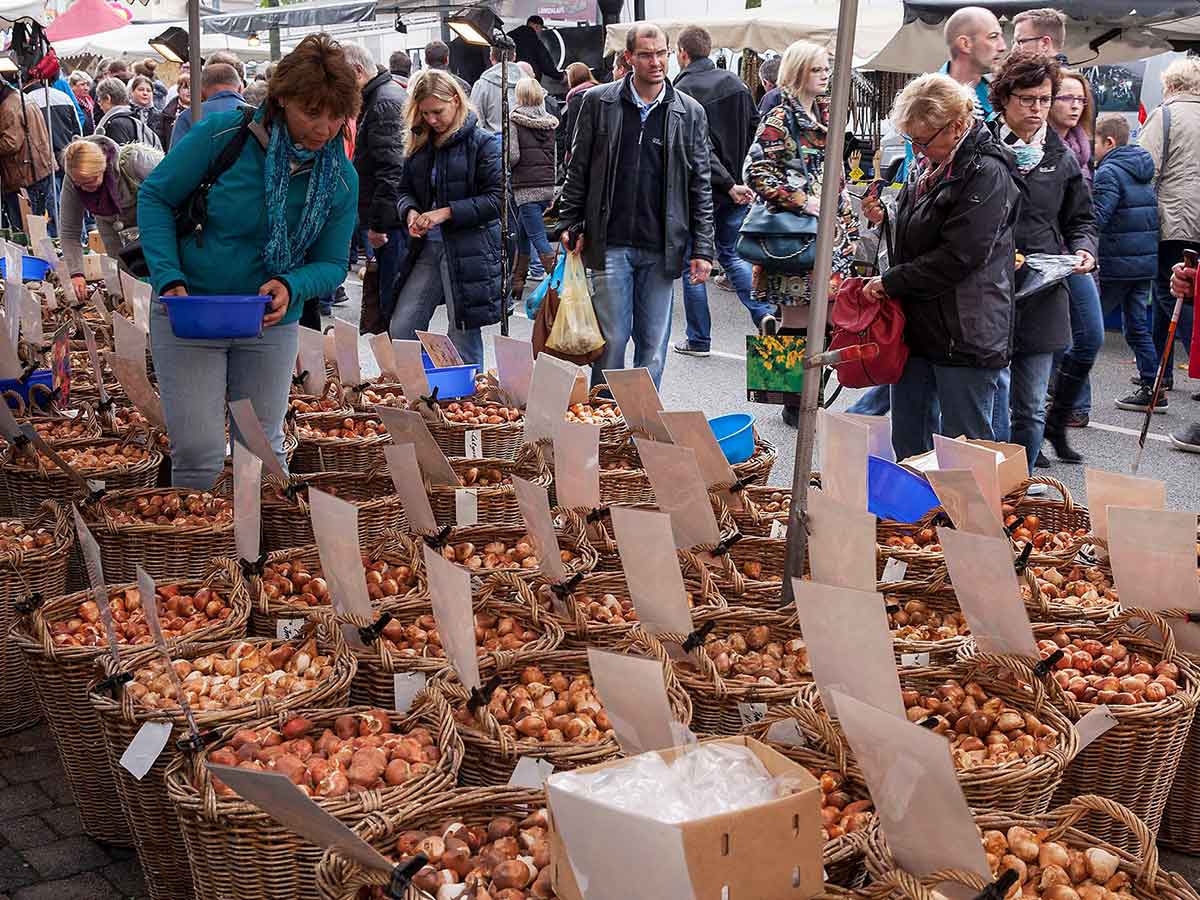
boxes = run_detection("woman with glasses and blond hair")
[987,49,1096,467]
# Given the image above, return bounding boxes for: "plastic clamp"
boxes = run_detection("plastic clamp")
[95,671,133,698]
[418,385,441,410]
[973,869,1020,900]
[466,674,503,714]
[422,526,454,550]
[549,573,583,603]
[386,853,430,899]
[291,370,309,388]
[711,532,744,558]
[358,612,393,646]
[1033,649,1065,679]
[681,620,717,654]
[14,592,43,615]
[1013,542,1033,575]
[585,506,610,525]
[239,551,270,579]
[175,730,222,753]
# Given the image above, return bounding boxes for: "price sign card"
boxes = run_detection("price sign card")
[119,272,152,332]
[610,506,693,636]
[602,368,670,443]
[806,486,876,593]
[107,354,166,430]
[4,240,23,290]
[818,409,870,512]
[658,410,742,511]
[588,648,677,756]
[296,326,326,396]
[525,353,579,446]
[938,528,1038,658]
[416,331,464,367]
[79,320,108,404]
[233,441,263,563]
[634,438,719,550]
[309,489,373,650]
[390,340,432,417]
[112,313,147,361]
[513,476,566,583]
[841,411,895,462]
[228,398,288,481]
[374,406,459,485]
[16,284,42,347]
[933,434,1002,526]
[333,319,362,388]
[1085,469,1166,544]
[0,310,18,379]
[422,544,481,691]
[553,420,601,510]
[926,469,1006,540]
[383,443,438,533]
[493,335,534,407]
[368,333,396,379]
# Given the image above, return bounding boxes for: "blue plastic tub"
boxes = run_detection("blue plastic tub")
[159,295,270,339]
[1,369,53,410]
[708,413,756,464]
[425,363,479,399]
[868,455,940,523]
[0,255,52,282]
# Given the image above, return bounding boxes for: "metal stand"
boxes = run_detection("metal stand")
[188,0,203,124]
[496,39,515,337]
[781,0,861,605]
[40,80,58,231]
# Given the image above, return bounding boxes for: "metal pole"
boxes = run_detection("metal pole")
[188,0,203,124]
[499,55,511,336]
[268,0,281,62]
[41,82,58,231]
[781,0,860,606]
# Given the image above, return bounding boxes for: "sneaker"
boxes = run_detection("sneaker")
[1170,423,1200,452]
[1115,386,1168,413]
[1192,390,1200,402]
[781,404,799,427]
[1131,373,1172,390]
[672,340,710,357]
[714,273,733,292]
[1034,450,1051,469]
[329,285,350,306]
[1065,411,1089,428]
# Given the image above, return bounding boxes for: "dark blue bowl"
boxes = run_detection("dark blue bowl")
[0,255,52,282]
[868,455,940,523]
[160,295,270,339]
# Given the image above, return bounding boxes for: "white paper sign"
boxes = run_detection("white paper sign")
[493,335,534,407]
[416,331,464,368]
[100,254,122,298]
[900,652,931,668]
[588,648,677,756]
[308,489,373,650]
[525,353,580,446]
[0,310,19,378]
[634,438,720,550]
[508,755,555,789]
[5,241,23,289]
[1085,469,1167,544]
[119,721,172,781]
[659,410,742,511]
[36,238,68,287]
[421,544,481,691]
[807,486,876,593]
[111,313,147,361]
[106,355,166,430]
[393,672,427,714]
[138,566,166,648]
[1073,705,1119,753]
[464,428,483,459]
[71,505,120,660]
[333,319,362,388]
[925,469,1006,540]
[513,476,567,583]
[296,326,326,396]
[792,580,905,720]
[368,333,397,378]
[228,398,288,481]
[553,420,601,510]
[390,340,431,415]
[842,412,895,462]
[120,272,152,333]
[818,410,870,512]
[455,488,478,526]
[233,440,262,563]
[26,214,48,248]
[375,406,459,486]
[16,284,42,347]
[276,618,306,640]
[933,435,1002,524]
[938,528,1039,658]
[602,368,671,443]
[833,691,989,900]
[383,443,438,533]
[610,506,693,636]
[880,558,908,584]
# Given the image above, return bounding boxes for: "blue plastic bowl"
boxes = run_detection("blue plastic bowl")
[0,255,52,282]
[708,413,756,464]
[159,295,270,339]
[1,369,53,410]
[425,363,479,400]
[868,455,940,523]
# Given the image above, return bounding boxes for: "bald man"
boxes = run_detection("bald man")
[943,6,1007,118]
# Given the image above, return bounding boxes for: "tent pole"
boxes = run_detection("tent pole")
[189,0,203,124]
[781,0,860,606]
[41,81,58,232]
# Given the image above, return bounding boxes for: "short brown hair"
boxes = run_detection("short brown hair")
[676,26,712,61]
[206,50,244,84]
[202,63,240,93]
[625,23,666,54]
[267,34,361,125]
[989,49,1061,112]
[565,61,591,89]
[1096,112,1130,146]
[1013,8,1067,51]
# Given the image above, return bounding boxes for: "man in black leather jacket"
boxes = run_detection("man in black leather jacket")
[557,23,714,388]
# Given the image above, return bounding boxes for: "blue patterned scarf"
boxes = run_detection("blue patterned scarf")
[261,122,339,277]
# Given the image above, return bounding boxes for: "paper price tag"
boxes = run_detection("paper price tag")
[71,505,120,662]
[659,410,741,511]
[493,335,534,407]
[900,652,931,668]
[464,429,483,459]
[26,213,48,248]
[603,368,670,443]
[1085,469,1166,543]
[764,718,807,747]
[276,618,306,640]
[422,544,481,692]
[368,333,396,379]
[390,340,431,416]
[308,489,373,650]
[228,398,288,481]
[807,486,876,593]
[100,255,122,299]
[769,519,786,539]
[526,353,580,446]
[296,327,326,396]
[416,331,464,367]
[1073,704,1118,753]
[508,756,555,789]
[588,648,677,756]
[119,721,172,781]
[383,444,438,534]
[4,241,23,289]
[634,438,719,550]
[86,478,105,493]
[393,672,427,714]
[881,558,908,584]
[333,319,361,388]
[375,407,459,486]
[818,410,870,512]
[138,567,166,648]
[737,702,768,727]
[455,488,478,526]
[609,506,693,636]
[513,476,566,584]
[553,420,601,510]
[17,284,42,346]
[80,321,108,404]
[233,441,263,563]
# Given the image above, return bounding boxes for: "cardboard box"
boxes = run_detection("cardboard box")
[82,253,104,281]
[902,437,1028,496]
[547,736,824,900]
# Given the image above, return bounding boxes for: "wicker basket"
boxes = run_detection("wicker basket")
[433,648,692,786]
[960,609,1200,854]
[428,445,553,529]
[732,434,778,486]
[742,702,874,888]
[11,571,248,845]
[576,496,740,574]
[12,408,104,442]
[1018,561,1120,624]
[260,470,408,552]
[729,485,792,537]
[422,511,599,584]
[426,401,525,460]
[290,412,391,474]
[224,532,424,638]
[0,438,162,517]
[623,607,810,736]
[863,795,1200,900]
[341,587,565,709]
[596,441,657,507]
[165,695,463,900]
[82,484,236,583]
[314,786,548,900]
[87,630,356,900]
[0,502,72,734]
[693,534,789,610]
[882,586,971,666]
[288,378,352,419]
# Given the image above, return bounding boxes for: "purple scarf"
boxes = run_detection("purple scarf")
[1061,125,1092,184]
[76,140,122,218]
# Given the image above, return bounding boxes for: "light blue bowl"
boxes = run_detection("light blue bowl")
[868,455,940,523]
[708,413,756,464]
[160,294,270,339]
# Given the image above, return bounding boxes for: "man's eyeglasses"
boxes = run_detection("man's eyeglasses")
[1014,35,1045,46]
[1012,93,1054,109]
[903,120,949,150]
[1055,95,1087,106]
[633,49,670,62]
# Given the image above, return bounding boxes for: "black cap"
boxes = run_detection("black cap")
[527,14,544,25]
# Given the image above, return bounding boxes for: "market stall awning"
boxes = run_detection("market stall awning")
[46,0,130,42]
[0,0,47,28]
[201,0,376,36]
[602,2,902,56]
[54,19,271,60]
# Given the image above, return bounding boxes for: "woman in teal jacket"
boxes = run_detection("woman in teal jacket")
[139,34,359,488]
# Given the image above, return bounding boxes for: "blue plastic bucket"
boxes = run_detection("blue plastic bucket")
[867,455,940,523]
[0,255,52,282]
[708,413,756,464]
[425,363,479,399]
[1,369,53,410]
[160,295,270,339]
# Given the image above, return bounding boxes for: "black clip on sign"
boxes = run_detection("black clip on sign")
[549,572,583,603]
[1033,648,1065,679]
[885,604,901,615]
[95,670,133,698]
[681,620,717,654]
[358,612,393,646]
[175,729,222,753]
[386,853,430,899]
[422,525,454,550]
[466,674,503,714]
[931,511,955,530]
[727,478,748,494]
[14,591,43,615]
[418,385,440,410]
[1004,518,1023,538]
[1186,612,1200,624]
[711,532,743,558]
[1013,542,1034,575]
[918,716,940,730]
[282,479,311,503]
[585,505,610,525]
[291,370,309,388]
[239,551,270,580]
[973,868,1020,900]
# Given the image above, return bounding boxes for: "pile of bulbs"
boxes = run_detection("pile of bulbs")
[1039,633,1182,704]
[458,467,508,488]
[441,402,522,426]
[454,666,614,746]
[1003,511,1088,554]
[106,491,232,527]
[259,557,417,607]
[1026,567,1118,612]
[441,538,575,572]
[0,520,55,553]
[887,600,970,642]
[379,611,539,656]
[682,625,811,686]
[9,442,149,469]
[982,826,1134,900]
[289,396,344,415]
[564,403,621,425]
[814,769,874,841]
[296,417,385,439]
[50,584,232,647]
[27,418,94,442]
[206,710,439,798]
[883,528,941,552]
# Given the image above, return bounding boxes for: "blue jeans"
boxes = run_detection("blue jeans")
[590,245,676,388]
[1152,239,1193,384]
[516,200,553,258]
[388,239,483,365]
[1052,273,1104,415]
[373,228,407,312]
[847,384,892,415]
[1103,279,1157,385]
[890,357,1001,460]
[150,301,298,489]
[1008,351,1055,474]
[681,204,773,350]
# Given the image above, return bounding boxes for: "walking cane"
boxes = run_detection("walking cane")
[1132,248,1197,473]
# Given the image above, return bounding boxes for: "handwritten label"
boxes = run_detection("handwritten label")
[764,718,807,747]
[881,558,908,584]
[455,488,478,526]
[737,702,768,727]
[464,429,483,459]
[119,721,172,781]
[276,618,306,640]
[508,756,555,789]
[769,519,786,539]
[393,672,427,714]
[416,331,464,368]
[900,652,931,668]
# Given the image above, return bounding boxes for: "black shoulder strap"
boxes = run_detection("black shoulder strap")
[198,106,256,191]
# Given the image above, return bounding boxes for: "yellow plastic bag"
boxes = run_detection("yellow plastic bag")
[546,251,605,357]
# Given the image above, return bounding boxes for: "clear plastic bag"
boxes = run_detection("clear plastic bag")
[1015,253,1079,300]
[546,251,605,357]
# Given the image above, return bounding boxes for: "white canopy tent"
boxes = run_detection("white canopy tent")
[0,0,47,28]
[53,19,272,61]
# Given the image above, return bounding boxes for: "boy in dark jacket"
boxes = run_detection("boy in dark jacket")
[1093,113,1163,412]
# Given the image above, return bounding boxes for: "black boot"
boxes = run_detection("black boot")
[1043,358,1090,464]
